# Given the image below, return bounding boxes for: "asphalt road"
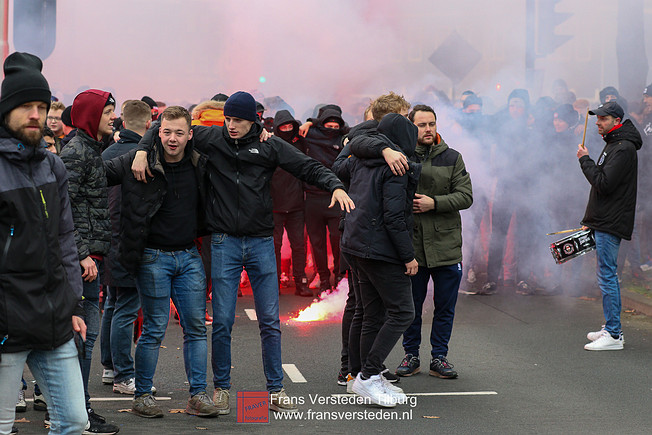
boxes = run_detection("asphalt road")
[15,283,652,434]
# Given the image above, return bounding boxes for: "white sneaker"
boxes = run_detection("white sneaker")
[586,325,606,341]
[380,373,403,394]
[584,331,624,351]
[346,374,355,394]
[352,374,396,408]
[380,376,407,404]
[113,378,157,395]
[102,369,115,385]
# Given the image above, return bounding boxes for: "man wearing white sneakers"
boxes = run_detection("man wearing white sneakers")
[577,102,641,351]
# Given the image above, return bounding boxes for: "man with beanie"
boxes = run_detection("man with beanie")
[59,89,120,434]
[271,110,312,297]
[579,102,641,351]
[132,90,353,414]
[0,52,88,434]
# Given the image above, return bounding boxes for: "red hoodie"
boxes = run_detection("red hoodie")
[71,89,113,139]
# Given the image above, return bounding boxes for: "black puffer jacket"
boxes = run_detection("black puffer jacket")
[580,119,642,240]
[59,129,111,259]
[105,138,207,275]
[0,129,83,354]
[101,129,141,286]
[334,114,421,264]
[140,120,345,237]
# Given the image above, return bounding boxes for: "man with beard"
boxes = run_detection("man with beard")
[0,52,87,435]
[271,110,312,297]
[579,102,641,351]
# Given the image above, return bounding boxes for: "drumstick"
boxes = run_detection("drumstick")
[580,108,589,149]
[546,227,583,236]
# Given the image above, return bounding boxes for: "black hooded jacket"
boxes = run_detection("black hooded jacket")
[271,110,305,213]
[580,119,642,240]
[304,108,346,196]
[333,114,421,264]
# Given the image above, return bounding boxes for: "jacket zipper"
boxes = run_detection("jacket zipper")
[1,224,13,271]
[29,162,56,349]
[234,139,241,235]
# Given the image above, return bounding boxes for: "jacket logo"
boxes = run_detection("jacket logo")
[249,148,259,154]
[644,122,652,137]
[598,152,606,166]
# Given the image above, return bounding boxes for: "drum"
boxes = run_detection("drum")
[550,229,595,264]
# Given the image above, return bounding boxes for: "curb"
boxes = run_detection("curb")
[622,288,652,316]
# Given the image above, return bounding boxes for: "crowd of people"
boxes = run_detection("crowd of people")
[0,49,648,433]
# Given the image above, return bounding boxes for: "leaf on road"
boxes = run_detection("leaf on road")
[160,345,167,349]
[169,409,186,413]
[578,296,597,301]
[14,418,29,423]
[118,409,131,413]
[196,427,208,430]
[423,415,440,419]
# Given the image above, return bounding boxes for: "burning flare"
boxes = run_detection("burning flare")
[291,279,348,322]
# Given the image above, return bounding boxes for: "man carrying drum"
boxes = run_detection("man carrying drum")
[577,101,642,351]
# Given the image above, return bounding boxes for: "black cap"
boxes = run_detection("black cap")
[0,52,51,117]
[141,96,157,109]
[644,84,652,96]
[463,94,483,109]
[255,101,265,113]
[589,101,624,119]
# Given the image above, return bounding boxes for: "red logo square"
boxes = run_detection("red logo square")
[236,391,269,423]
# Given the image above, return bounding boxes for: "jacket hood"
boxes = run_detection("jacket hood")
[377,113,418,158]
[318,108,344,128]
[604,119,643,150]
[273,109,299,142]
[71,89,113,139]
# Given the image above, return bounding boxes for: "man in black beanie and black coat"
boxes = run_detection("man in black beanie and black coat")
[0,52,88,434]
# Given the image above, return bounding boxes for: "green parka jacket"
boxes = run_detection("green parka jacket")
[412,134,473,268]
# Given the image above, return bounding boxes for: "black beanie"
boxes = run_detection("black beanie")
[554,103,579,127]
[224,91,257,122]
[141,96,157,109]
[212,93,229,102]
[0,52,51,117]
[61,105,73,127]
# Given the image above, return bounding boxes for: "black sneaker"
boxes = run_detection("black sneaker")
[429,356,458,379]
[477,282,496,295]
[11,425,18,434]
[515,280,535,296]
[337,369,348,386]
[381,368,400,383]
[295,283,313,297]
[84,408,120,434]
[395,354,420,377]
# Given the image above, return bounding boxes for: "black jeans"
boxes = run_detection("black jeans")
[348,254,414,378]
[305,194,341,284]
[273,210,307,283]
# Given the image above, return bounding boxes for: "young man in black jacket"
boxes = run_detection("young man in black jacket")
[578,102,641,351]
[105,106,219,418]
[0,52,87,435]
[333,113,419,408]
[131,91,353,414]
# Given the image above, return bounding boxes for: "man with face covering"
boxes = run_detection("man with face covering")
[334,113,420,408]
[271,110,312,296]
[303,107,347,292]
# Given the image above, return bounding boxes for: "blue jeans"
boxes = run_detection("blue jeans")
[134,247,208,397]
[594,231,622,336]
[100,286,140,382]
[402,264,462,358]
[80,258,100,408]
[0,339,87,434]
[211,233,283,392]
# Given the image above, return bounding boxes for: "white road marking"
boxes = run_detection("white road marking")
[282,364,307,383]
[331,391,497,397]
[245,309,257,320]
